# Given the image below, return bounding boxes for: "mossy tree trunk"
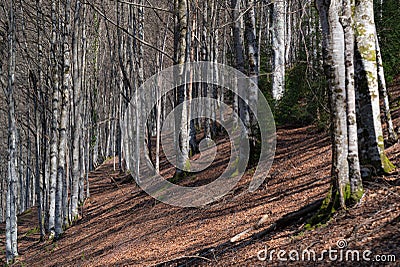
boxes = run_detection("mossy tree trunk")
[343,0,363,201]
[322,0,350,210]
[311,0,365,228]
[354,0,395,174]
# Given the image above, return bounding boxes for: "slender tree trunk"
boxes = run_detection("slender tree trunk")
[245,0,259,145]
[55,0,72,238]
[231,0,242,127]
[272,0,286,101]
[71,0,82,222]
[5,0,19,260]
[33,7,45,236]
[342,0,363,200]
[375,33,398,143]
[49,0,59,238]
[136,0,145,181]
[174,0,190,177]
[155,20,169,172]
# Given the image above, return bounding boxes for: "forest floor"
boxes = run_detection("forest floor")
[2,81,400,266]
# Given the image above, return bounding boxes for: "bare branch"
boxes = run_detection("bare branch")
[113,0,172,13]
[83,0,174,60]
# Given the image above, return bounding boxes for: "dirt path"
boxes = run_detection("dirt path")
[2,82,400,266]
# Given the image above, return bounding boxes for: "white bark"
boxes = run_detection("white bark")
[136,0,144,181]
[272,0,285,101]
[245,0,259,140]
[34,0,45,238]
[6,0,18,260]
[375,33,398,143]
[317,0,349,208]
[232,0,244,124]
[354,0,395,173]
[175,0,190,176]
[71,0,82,222]
[48,0,59,238]
[342,0,363,198]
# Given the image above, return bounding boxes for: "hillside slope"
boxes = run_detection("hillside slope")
[2,81,400,266]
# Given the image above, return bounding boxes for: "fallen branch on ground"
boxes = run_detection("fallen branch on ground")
[230,212,272,242]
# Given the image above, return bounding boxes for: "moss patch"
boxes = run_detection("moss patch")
[305,182,361,230]
[305,186,338,230]
[381,153,396,173]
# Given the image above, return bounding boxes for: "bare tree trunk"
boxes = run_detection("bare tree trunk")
[285,0,292,64]
[174,0,190,177]
[55,0,72,238]
[80,3,89,199]
[201,1,211,141]
[317,0,349,210]
[5,0,19,260]
[375,33,398,143]
[33,3,45,236]
[71,0,82,222]
[342,0,363,201]
[155,20,169,172]
[272,0,286,101]
[245,0,259,145]
[17,130,24,213]
[136,0,145,181]
[354,0,395,174]
[48,0,59,239]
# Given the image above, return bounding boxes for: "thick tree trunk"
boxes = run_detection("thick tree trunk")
[308,0,366,229]
[342,0,363,200]
[354,0,395,174]
[174,0,190,177]
[326,0,349,209]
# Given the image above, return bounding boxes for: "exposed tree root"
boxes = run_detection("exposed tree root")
[230,199,323,242]
[152,255,211,267]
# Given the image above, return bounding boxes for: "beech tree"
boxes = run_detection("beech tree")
[5,0,19,261]
[354,0,396,174]
[174,0,190,177]
[310,0,395,226]
[48,0,59,239]
[71,0,83,223]
[271,0,285,101]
